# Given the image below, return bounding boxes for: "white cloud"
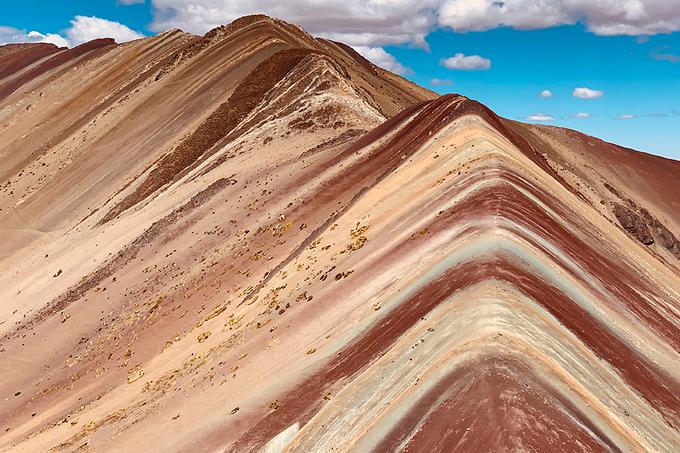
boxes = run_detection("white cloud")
[66,16,145,46]
[5,0,680,62]
[573,87,604,99]
[148,0,680,48]
[539,89,553,98]
[526,113,555,121]
[1,16,144,48]
[431,78,454,86]
[571,112,591,118]
[441,53,491,70]
[617,114,636,120]
[0,26,69,47]
[27,31,70,47]
[0,0,657,60]
[439,0,571,32]
[437,0,680,36]
[353,46,411,75]
[568,0,680,36]
[149,0,441,49]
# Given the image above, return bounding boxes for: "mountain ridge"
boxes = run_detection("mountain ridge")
[0,14,678,453]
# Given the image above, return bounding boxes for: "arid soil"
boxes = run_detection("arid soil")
[0,14,678,453]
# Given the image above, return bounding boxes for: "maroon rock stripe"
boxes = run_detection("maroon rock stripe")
[376,355,620,452]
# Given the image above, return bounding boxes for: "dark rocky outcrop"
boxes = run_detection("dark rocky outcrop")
[613,203,680,258]
[613,203,654,245]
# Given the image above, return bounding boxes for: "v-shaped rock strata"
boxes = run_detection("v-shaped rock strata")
[223,96,679,452]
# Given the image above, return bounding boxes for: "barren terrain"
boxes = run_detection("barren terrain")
[0,15,678,453]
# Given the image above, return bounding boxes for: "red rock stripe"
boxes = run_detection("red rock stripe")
[0,43,62,81]
[0,38,115,101]
[226,247,677,451]
[375,355,620,452]
[425,169,680,351]
[235,97,457,304]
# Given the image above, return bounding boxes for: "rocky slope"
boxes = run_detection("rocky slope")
[0,15,678,453]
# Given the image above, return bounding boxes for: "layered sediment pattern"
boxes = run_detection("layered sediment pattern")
[226,99,680,452]
[0,15,678,453]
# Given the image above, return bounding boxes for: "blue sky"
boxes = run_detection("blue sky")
[1,1,679,160]
[390,26,680,159]
[1,1,152,34]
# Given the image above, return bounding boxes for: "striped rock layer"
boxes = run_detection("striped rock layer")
[0,15,679,453]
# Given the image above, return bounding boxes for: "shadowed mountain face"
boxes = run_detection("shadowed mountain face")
[0,15,678,453]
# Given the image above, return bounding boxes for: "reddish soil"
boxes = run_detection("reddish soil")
[3,177,235,342]
[0,39,115,101]
[0,43,62,81]
[226,175,680,451]
[376,355,618,452]
[100,48,317,224]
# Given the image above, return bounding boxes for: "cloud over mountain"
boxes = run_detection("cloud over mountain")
[142,0,680,81]
[0,26,69,47]
[65,16,145,46]
[354,46,411,75]
[438,0,680,35]
[150,1,680,43]
[0,16,144,48]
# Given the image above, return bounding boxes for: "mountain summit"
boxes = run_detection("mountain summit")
[0,15,678,452]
